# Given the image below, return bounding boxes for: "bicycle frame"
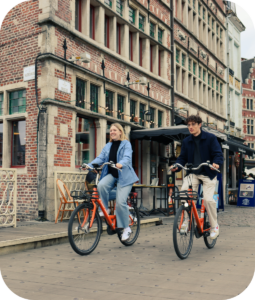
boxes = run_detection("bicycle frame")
[80,187,135,231]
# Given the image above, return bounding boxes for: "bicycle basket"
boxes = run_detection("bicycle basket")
[171,190,198,202]
[70,190,91,201]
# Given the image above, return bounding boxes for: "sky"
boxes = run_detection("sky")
[236,1,255,59]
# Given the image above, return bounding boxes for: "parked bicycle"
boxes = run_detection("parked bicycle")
[169,161,220,260]
[68,162,140,256]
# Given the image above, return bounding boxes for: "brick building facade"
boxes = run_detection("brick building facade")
[0,0,173,221]
[173,0,227,130]
[241,58,255,168]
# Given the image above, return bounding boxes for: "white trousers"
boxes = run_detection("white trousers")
[181,174,218,228]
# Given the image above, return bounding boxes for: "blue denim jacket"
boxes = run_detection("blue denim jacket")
[88,140,139,187]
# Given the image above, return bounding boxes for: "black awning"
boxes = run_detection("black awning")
[222,140,255,156]
[130,125,190,144]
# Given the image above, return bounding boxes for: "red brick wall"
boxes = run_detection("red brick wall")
[54,69,73,103]
[54,107,73,167]
[55,0,73,24]
[0,1,43,221]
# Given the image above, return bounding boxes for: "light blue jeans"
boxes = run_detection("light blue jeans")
[97,174,132,228]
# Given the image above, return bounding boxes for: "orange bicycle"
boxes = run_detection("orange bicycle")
[169,162,220,259]
[68,162,140,256]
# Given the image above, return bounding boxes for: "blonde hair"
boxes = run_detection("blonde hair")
[109,123,128,142]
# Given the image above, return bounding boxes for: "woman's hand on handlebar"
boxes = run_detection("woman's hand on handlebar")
[116,163,123,169]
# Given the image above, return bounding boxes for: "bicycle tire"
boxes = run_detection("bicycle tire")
[68,203,102,255]
[118,206,140,246]
[203,211,217,249]
[173,205,194,259]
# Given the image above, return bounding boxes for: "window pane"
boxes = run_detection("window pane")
[90,6,94,39]
[158,111,163,127]
[150,107,155,128]
[12,120,26,166]
[253,80,255,91]
[150,23,155,38]
[139,14,145,31]
[130,100,136,122]
[75,117,95,166]
[129,7,135,24]
[90,84,98,112]
[139,103,145,126]
[251,100,253,110]
[0,123,3,167]
[158,28,163,44]
[117,95,124,120]
[0,94,3,116]
[105,0,112,8]
[10,90,26,114]
[76,78,85,108]
[106,90,114,116]
[252,126,254,135]
[247,99,249,109]
[116,0,123,16]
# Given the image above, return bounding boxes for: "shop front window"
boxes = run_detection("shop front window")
[75,116,95,166]
[12,120,26,167]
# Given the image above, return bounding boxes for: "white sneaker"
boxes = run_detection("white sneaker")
[210,225,219,240]
[99,209,110,217]
[121,227,132,241]
[180,220,189,234]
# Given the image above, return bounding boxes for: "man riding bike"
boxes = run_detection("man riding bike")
[169,115,223,239]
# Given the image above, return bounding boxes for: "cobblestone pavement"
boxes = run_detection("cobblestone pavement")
[217,204,255,227]
[0,208,255,300]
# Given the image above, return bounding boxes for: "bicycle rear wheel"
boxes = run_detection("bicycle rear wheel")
[68,203,101,255]
[203,210,217,249]
[173,205,194,259]
[118,206,140,246]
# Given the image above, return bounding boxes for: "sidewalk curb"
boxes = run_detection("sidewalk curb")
[0,217,161,256]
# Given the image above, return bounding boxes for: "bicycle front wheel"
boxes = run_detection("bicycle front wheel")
[203,210,217,249]
[173,205,194,259]
[118,206,140,246]
[68,203,101,255]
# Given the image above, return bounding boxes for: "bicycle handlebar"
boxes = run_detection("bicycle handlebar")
[169,161,220,173]
[80,161,122,172]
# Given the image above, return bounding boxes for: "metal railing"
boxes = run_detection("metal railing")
[54,171,88,222]
[0,169,17,228]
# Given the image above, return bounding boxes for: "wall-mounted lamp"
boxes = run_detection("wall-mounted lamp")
[68,52,91,63]
[174,104,189,112]
[143,110,152,122]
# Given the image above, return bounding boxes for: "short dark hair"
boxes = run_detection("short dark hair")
[249,173,254,177]
[186,115,202,125]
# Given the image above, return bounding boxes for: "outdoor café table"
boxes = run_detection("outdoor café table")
[133,185,167,216]
[148,185,167,215]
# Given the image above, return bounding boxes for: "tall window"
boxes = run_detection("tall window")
[76,78,86,109]
[158,111,163,127]
[0,94,3,116]
[158,50,161,76]
[90,6,95,39]
[9,90,26,114]
[75,117,95,166]
[12,120,26,167]
[105,16,110,48]
[150,45,153,72]
[116,0,123,16]
[130,100,136,122]
[182,54,186,67]
[139,14,145,32]
[150,23,155,38]
[150,107,155,128]
[220,83,223,94]
[247,99,250,110]
[75,0,82,32]
[0,123,3,167]
[117,23,121,55]
[106,90,114,116]
[203,70,206,82]
[188,59,191,72]
[139,38,142,67]
[176,49,180,63]
[105,0,112,8]
[247,119,254,135]
[129,32,133,61]
[139,103,145,126]
[253,80,255,90]
[158,28,163,44]
[216,80,219,91]
[129,7,135,24]
[90,84,98,112]
[251,99,253,110]
[117,95,124,119]
[193,62,196,75]
[199,66,201,78]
